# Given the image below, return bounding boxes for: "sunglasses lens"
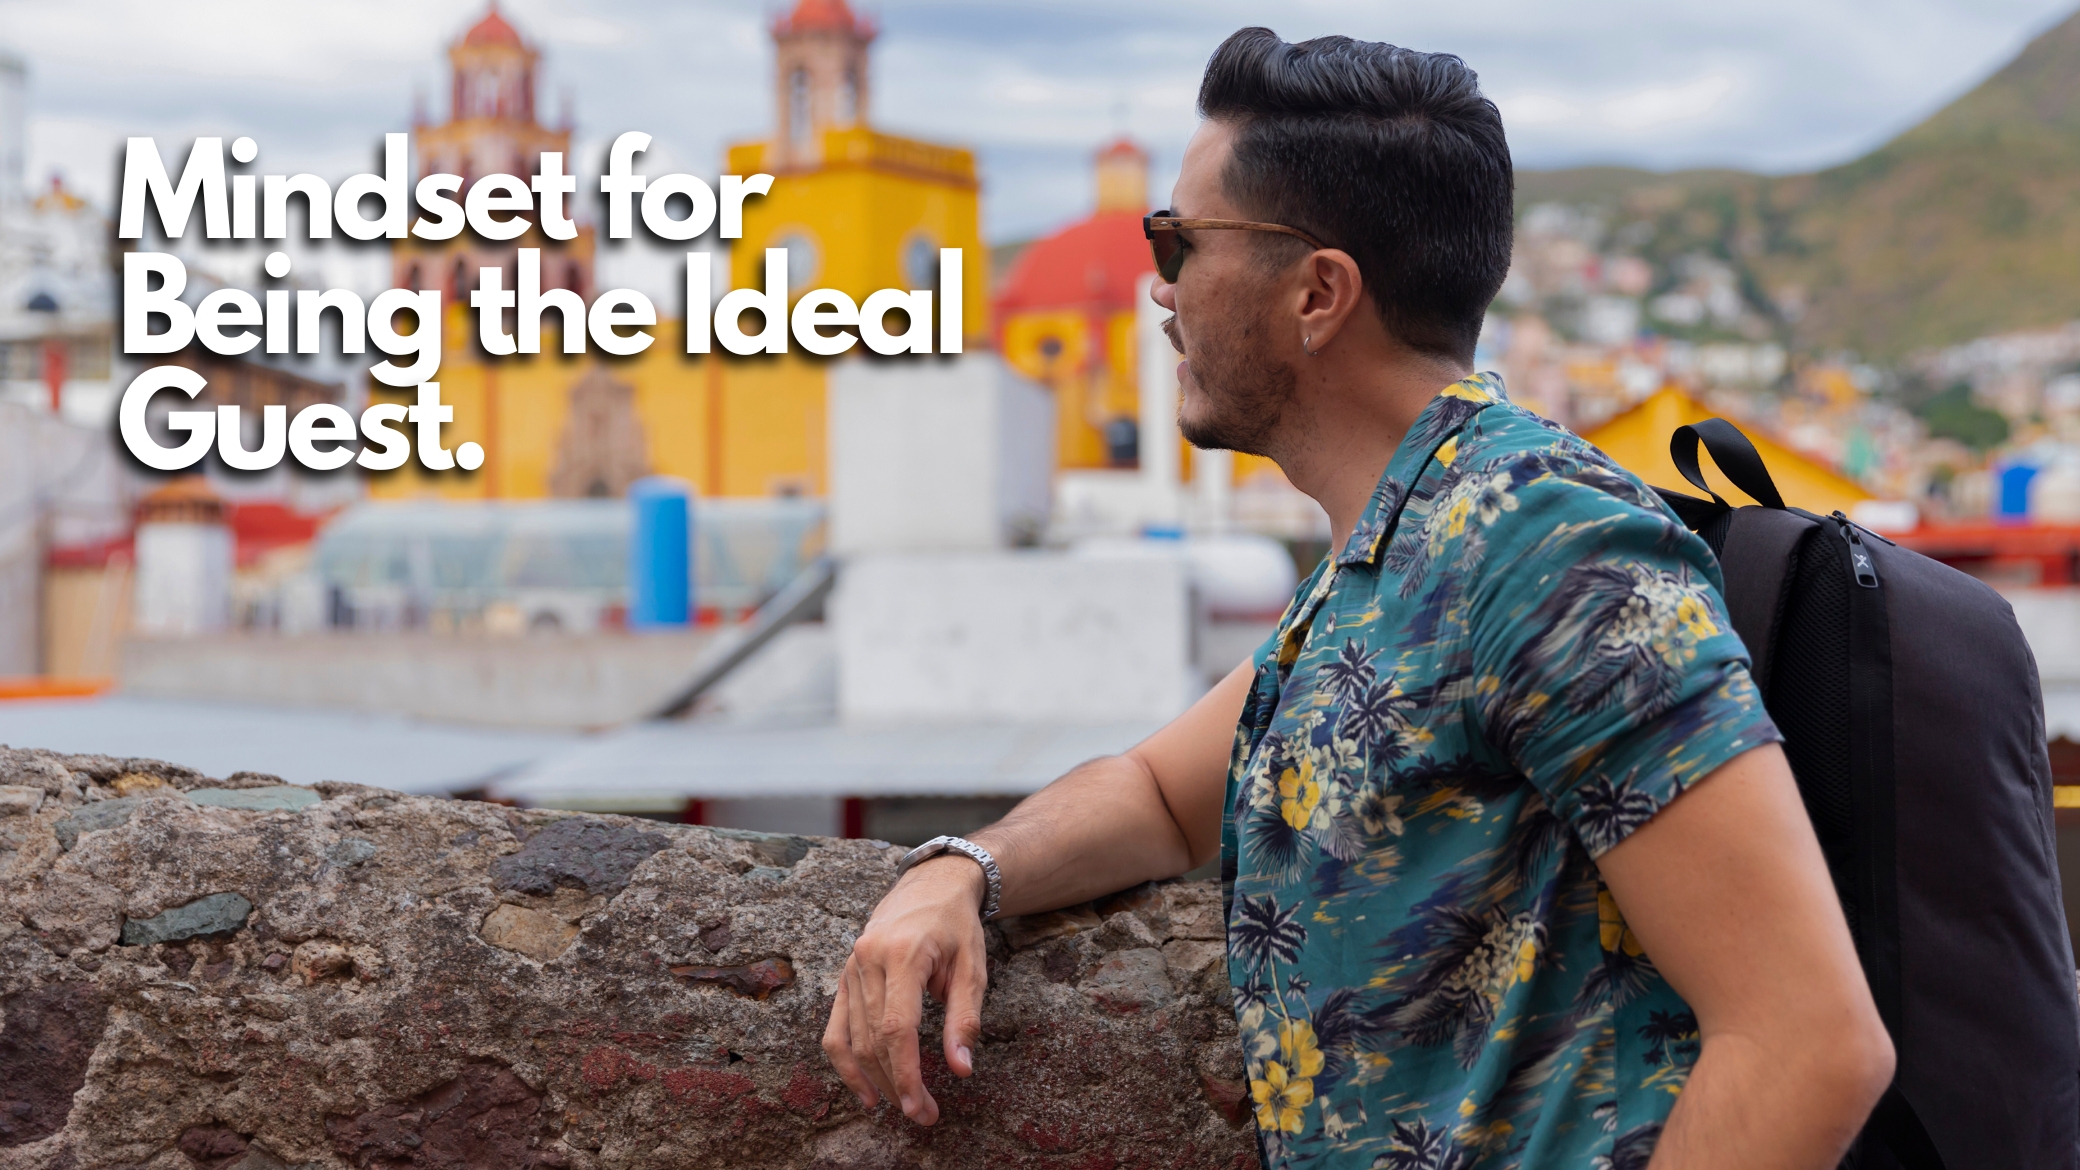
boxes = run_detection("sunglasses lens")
[1146,213,1183,283]
[1150,233,1182,283]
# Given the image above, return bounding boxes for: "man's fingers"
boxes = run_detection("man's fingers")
[821,975,879,1108]
[846,961,898,1106]
[871,967,937,1124]
[822,861,1000,1127]
[941,939,987,1078]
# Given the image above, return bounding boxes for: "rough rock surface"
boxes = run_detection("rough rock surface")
[0,746,1256,1169]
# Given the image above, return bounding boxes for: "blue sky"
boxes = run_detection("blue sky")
[4,0,2072,290]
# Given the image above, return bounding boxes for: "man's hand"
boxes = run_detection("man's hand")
[822,856,988,1125]
[821,661,1251,1126]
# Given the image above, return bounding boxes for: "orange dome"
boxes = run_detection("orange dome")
[995,211,1155,319]
[775,0,874,38]
[462,4,523,48]
[137,476,226,525]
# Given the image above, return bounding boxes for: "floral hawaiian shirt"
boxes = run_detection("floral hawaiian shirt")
[1221,372,1781,1170]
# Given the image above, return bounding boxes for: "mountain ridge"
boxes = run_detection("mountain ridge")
[1516,6,2080,361]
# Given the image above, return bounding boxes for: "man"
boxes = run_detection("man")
[824,28,1894,1170]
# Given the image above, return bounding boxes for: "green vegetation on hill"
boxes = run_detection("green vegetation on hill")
[1915,382,2012,450]
[1516,7,2080,361]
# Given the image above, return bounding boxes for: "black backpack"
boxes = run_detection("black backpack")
[1650,419,2079,1169]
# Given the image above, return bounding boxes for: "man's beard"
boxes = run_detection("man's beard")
[1170,310,1297,458]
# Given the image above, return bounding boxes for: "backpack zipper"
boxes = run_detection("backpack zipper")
[1832,510,1880,588]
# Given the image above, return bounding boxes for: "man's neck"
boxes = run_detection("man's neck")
[1272,348,1473,554]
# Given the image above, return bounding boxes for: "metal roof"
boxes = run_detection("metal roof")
[486,718,1162,810]
[0,695,573,793]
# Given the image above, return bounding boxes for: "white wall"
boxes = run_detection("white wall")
[121,630,717,729]
[827,353,1054,554]
[1998,588,2080,739]
[832,551,1193,725]
[0,401,131,673]
[0,54,23,202]
[133,522,232,636]
[1136,272,1181,525]
[2009,588,2080,684]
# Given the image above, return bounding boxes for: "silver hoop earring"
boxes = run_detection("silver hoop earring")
[1304,334,1319,357]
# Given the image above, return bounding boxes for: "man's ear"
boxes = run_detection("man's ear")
[1295,249,1365,352]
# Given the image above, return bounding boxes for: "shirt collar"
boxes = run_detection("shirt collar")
[1334,371,1509,568]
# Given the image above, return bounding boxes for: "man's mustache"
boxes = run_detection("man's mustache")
[1161,313,1182,354]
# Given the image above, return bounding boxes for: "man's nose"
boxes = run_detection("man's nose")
[1150,279,1177,310]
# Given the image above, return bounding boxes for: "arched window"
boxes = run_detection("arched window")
[789,68,812,147]
[841,67,859,125]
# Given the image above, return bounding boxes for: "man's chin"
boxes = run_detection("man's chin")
[1179,410,1253,456]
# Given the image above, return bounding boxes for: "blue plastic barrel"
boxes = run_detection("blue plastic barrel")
[1998,463,2038,521]
[629,477,693,628]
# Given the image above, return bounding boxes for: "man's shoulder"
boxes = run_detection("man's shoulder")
[1452,399,1606,470]
[1450,401,1667,514]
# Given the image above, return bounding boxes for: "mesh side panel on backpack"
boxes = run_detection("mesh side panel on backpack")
[1765,533,1858,931]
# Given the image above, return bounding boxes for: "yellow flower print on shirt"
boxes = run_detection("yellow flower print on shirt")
[1279,757,1322,831]
[1675,594,1719,640]
[1598,888,1645,956]
[1279,1019,1327,1078]
[1514,934,1539,984]
[1252,1060,1315,1133]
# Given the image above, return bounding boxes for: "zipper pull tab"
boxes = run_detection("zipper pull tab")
[1832,510,1879,588]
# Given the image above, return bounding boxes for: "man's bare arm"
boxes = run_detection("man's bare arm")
[822,661,1252,1125]
[1596,743,1895,1169]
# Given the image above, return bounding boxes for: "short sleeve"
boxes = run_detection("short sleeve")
[1466,454,1782,856]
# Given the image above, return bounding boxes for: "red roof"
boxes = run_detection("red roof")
[462,4,524,48]
[995,211,1155,318]
[227,502,328,568]
[775,0,874,38]
[49,502,329,571]
[46,534,132,571]
[1096,137,1147,164]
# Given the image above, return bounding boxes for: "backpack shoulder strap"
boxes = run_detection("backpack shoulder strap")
[1673,419,1787,509]
[1717,506,1817,697]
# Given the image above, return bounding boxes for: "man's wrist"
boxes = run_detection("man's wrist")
[904,853,988,910]
[895,835,1003,919]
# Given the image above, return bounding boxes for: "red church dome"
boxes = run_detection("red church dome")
[462,4,524,48]
[995,211,1155,320]
[776,0,874,38]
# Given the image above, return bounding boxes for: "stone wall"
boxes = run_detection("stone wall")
[0,747,1256,1170]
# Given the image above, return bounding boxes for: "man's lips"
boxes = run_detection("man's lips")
[1161,314,1190,388]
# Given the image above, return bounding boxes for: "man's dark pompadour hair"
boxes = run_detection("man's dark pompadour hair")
[1198,28,1513,363]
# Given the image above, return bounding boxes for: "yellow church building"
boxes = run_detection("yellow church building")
[373,0,984,504]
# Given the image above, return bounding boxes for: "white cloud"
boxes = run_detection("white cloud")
[1600,71,1739,130]
[1495,92,1580,127]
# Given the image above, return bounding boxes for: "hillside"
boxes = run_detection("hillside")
[1516,6,2080,361]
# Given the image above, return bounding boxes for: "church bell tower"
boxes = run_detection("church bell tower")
[392,3,594,309]
[769,0,876,171]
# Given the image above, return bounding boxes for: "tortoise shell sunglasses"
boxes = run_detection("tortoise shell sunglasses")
[1143,211,1327,283]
